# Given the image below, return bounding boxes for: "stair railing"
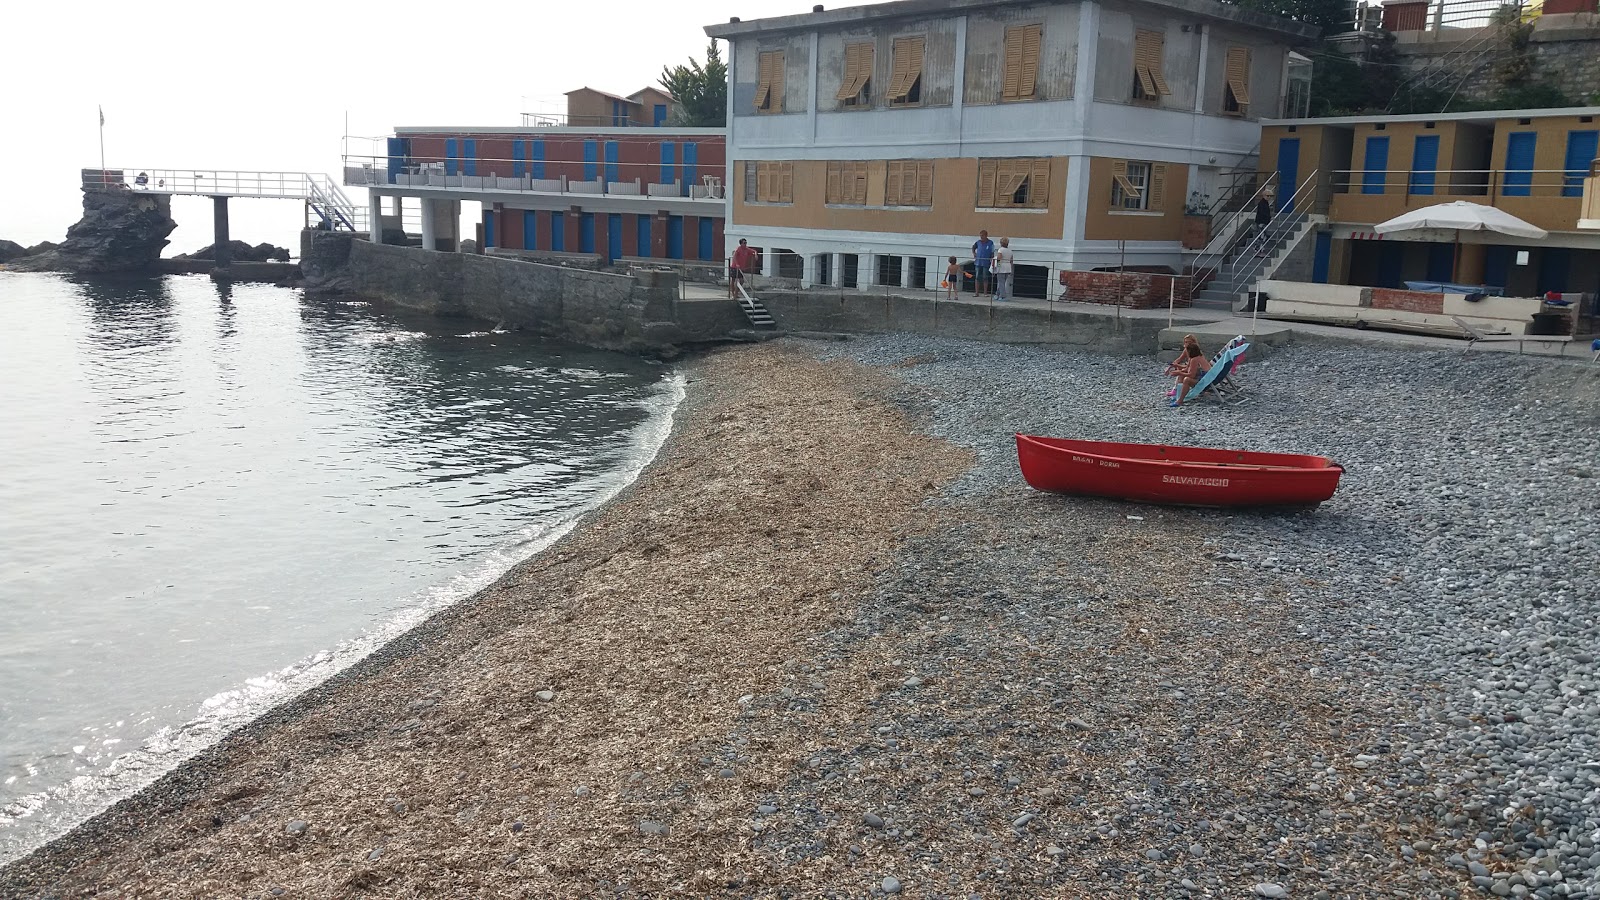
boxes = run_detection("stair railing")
[1218,169,1321,309]
[1190,170,1281,291]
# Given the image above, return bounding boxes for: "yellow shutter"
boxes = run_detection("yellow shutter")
[778,163,793,202]
[826,162,841,203]
[1134,31,1160,99]
[977,159,998,207]
[1031,158,1051,208]
[1146,32,1170,95]
[755,52,772,110]
[856,163,869,204]
[1002,28,1024,100]
[916,161,934,206]
[888,37,924,102]
[757,163,772,201]
[1149,164,1168,210]
[770,52,786,113]
[858,44,875,99]
[999,161,1030,206]
[1226,47,1251,107]
[836,44,861,101]
[886,162,903,206]
[1019,25,1041,99]
[1112,159,1139,200]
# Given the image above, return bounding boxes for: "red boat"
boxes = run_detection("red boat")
[1015,435,1343,508]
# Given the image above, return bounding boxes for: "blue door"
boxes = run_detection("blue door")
[484,211,494,248]
[637,215,652,257]
[580,213,596,253]
[1426,242,1454,282]
[530,140,546,179]
[1503,132,1537,197]
[523,211,537,250]
[1484,245,1511,288]
[1276,138,1300,211]
[654,104,667,126]
[463,139,477,176]
[682,143,698,197]
[1311,231,1331,283]
[386,137,406,184]
[604,141,620,184]
[660,142,676,188]
[666,216,684,259]
[1362,136,1390,195]
[1377,242,1405,288]
[607,214,623,262]
[1562,130,1598,197]
[551,212,565,252]
[512,140,525,178]
[583,141,598,182]
[445,138,458,176]
[1538,247,1570,294]
[1410,135,1440,196]
[698,217,714,261]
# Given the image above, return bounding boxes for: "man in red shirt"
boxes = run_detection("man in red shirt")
[729,238,758,299]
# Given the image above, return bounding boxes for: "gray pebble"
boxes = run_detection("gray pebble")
[535,690,555,703]
[1254,885,1288,899]
[882,875,902,894]
[864,812,885,828]
[285,820,308,836]
[638,820,668,836]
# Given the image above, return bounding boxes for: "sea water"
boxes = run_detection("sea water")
[0,272,680,863]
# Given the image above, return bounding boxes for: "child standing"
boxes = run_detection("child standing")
[944,256,961,300]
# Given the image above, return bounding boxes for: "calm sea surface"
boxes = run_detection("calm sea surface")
[0,272,679,862]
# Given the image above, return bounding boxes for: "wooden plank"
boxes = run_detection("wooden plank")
[977,159,998,207]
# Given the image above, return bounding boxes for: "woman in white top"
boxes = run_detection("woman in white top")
[993,237,1015,301]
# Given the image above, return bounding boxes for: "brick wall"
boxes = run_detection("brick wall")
[1370,288,1445,314]
[1060,271,1193,309]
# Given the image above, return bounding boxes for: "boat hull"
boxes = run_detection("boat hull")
[1015,435,1343,508]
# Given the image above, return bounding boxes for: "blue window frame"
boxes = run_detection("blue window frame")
[1409,135,1439,196]
[1362,136,1389,195]
[550,212,565,252]
[580,213,596,253]
[637,214,652,257]
[530,140,546,180]
[660,142,676,187]
[666,215,684,260]
[445,138,458,176]
[654,104,667,126]
[607,214,622,262]
[583,141,598,182]
[1562,130,1598,197]
[523,210,537,250]
[698,217,714,261]
[463,139,477,176]
[1503,132,1536,197]
[604,141,619,184]
[512,140,525,178]
[682,143,698,197]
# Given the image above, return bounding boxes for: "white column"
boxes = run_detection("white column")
[832,252,845,288]
[901,255,915,290]
[762,248,778,277]
[368,193,383,243]
[862,254,878,287]
[929,255,945,291]
[1194,25,1211,115]
[802,252,820,288]
[420,198,437,251]
[952,17,968,133]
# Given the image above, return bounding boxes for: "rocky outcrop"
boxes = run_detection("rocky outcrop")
[178,240,291,263]
[0,240,27,263]
[9,189,176,274]
[298,229,356,295]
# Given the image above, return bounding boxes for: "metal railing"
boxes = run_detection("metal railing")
[1210,170,1322,311]
[341,153,725,201]
[1190,171,1282,291]
[1330,167,1587,201]
[119,168,366,232]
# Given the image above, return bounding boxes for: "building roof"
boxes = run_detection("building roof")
[1265,104,1600,126]
[705,0,1319,42]
[564,86,637,104]
[628,86,672,102]
[393,125,725,137]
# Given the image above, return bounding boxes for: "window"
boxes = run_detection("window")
[836,42,875,107]
[1112,161,1168,211]
[1133,30,1169,104]
[886,160,934,206]
[1224,47,1250,116]
[1002,24,1042,101]
[977,158,1052,209]
[888,36,925,106]
[745,161,793,203]
[755,50,785,114]
[826,161,870,205]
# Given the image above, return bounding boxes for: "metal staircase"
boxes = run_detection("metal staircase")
[735,284,776,328]
[121,168,367,233]
[1190,171,1321,311]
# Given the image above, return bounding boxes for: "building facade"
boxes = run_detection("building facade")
[1259,107,1600,296]
[705,0,1316,294]
[345,126,726,266]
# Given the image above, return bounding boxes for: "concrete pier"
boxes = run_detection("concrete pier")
[212,196,231,267]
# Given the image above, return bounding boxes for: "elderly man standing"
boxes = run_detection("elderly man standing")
[971,230,996,298]
[729,238,758,299]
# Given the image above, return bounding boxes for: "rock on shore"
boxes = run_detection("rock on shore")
[177,240,290,263]
[7,188,176,274]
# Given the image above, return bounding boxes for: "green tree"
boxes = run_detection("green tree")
[1230,0,1355,33]
[659,41,729,127]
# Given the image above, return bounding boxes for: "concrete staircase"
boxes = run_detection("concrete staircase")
[1192,213,1316,311]
[735,288,777,328]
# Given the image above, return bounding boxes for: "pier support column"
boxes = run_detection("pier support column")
[369,192,383,244]
[420,199,437,251]
[212,196,231,267]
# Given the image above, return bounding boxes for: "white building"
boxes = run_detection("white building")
[705,0,1316,294]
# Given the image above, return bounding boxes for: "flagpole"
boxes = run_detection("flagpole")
[98,106,106,180]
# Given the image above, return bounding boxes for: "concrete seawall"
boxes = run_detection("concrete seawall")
[755,290,1179,355]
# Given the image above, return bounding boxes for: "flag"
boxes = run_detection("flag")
[99,106,104,127]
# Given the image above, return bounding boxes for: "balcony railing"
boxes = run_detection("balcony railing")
[1330,167,1585,201]
[342,153,725,201]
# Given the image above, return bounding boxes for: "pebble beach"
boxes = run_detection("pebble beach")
[2,336,1597,899]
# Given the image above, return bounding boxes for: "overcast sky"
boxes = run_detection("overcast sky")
[2,0,863,254]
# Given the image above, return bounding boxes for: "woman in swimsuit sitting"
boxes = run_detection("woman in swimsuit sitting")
[1170,343,1210,407]
[1163,335,1200,398]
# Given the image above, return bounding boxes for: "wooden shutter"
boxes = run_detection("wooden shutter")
[755,53,772,110]
[770,52,786,113]
[1149,164,1168,209]
[1019,25,1041,99]
[826,162,842,203]
[1112,159,1140,201]
[1226,47,1251,107]
[916,161,934,206]
[1030,159,1051,208]
[1135,30,1168,98]
[977,159,999,207]
[999,161,1030,206]
[1002,27,1024,99]
[888,37,924,102]
[836,44,861,101]
[854,163,869,204]
[757,163,772,201]
[886,162,903,206]
[778,163,793,202]
[858,44,875,100]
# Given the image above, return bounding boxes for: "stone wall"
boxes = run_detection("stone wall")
[754,290,1179,355]
[1392,27,1600,105]
[1059,271,1193,309]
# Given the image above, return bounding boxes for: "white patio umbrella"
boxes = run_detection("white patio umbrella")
[1372,201,1548,285]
